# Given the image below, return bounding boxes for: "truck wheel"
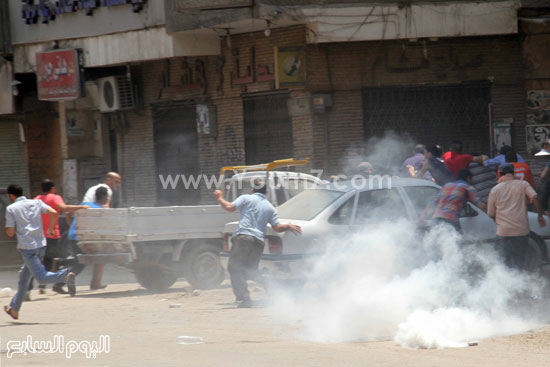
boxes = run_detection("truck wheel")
[134,260,178,292]
[182,244,225,290]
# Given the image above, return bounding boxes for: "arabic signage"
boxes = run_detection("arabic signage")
[230,47,275,86]
[22,0,147,24]
[36,49,85,101]
[174,0,251,11]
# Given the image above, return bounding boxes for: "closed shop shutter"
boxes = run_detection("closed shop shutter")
[362,82,491,155]
[243,91,293,165]
[0,120,29,192]
[152,102,200,206]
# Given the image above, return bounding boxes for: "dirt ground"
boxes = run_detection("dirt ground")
[0,265,549,367]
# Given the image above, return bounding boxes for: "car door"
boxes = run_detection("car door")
[401,185,496,241]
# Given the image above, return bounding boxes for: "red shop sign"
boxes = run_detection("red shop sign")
[36,49,84,101]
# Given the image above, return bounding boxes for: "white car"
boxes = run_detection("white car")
[223,178,550,281]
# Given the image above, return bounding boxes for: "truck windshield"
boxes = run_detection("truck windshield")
[276,189,344,221]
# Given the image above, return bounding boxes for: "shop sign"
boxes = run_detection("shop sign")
[36,49,85,101]
[22,0,147,24]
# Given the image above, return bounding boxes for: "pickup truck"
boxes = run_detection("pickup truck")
[74,159,324,291]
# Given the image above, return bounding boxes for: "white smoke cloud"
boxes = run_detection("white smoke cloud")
[267,220,547,349]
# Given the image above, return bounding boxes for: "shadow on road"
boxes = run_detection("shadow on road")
[0,322,66,327]
[74,286,190,299]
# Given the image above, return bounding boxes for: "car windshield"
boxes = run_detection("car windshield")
[276,189,344,221]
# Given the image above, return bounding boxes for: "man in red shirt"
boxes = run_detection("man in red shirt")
[33,179,88,294]
[443,140,486,177]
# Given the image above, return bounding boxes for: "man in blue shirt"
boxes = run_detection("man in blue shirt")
[485,145,525,166]
[54,186,110,292]
[4,185,79,320]
[401,144,427,176]
[214,178,301,307]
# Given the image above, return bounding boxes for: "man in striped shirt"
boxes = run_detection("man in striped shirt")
[419,169,486,232]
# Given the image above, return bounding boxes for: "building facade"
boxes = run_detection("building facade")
[4,0,550,207]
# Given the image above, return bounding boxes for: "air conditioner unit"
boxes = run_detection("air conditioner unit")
[98,76,135,113]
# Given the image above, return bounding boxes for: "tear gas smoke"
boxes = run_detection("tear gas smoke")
[338,131,415,177]
[268,220,547,349]
[268,133,547,348]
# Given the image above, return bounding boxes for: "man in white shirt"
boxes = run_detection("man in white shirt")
[81,172,121,290]
[4,185,78,320]
[82,172,121,207]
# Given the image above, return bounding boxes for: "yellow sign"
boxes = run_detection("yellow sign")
[275,46,307,88]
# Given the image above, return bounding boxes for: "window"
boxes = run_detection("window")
[274,186,286,206]
[329,197,355,225]
[286,178,317,198]
[277,190,344,221]
[223,180,233,201]
[355,189,406,224]
[402,186,440,215]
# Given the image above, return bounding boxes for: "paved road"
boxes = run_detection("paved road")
[0,266,549,367]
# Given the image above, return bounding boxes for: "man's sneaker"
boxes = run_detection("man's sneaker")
[66,272,76,297]
[38,286,46,295]
[24,291,31,302]
[52,284,68,295]
[237,299,253,308]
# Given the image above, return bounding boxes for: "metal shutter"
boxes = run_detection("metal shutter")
[362,82,491,155]
[243,91,293,165]
[0,119,29,193]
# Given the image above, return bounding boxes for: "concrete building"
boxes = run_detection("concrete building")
[4,0,550,208]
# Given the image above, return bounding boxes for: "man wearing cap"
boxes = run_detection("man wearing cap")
[488,163,546,270]
[214,178,301,308]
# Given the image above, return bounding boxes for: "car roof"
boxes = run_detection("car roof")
[317,176,441,192]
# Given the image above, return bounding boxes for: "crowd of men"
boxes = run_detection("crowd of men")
[4,139,550,316]
[405,140,547,271]
[3,173,121,320]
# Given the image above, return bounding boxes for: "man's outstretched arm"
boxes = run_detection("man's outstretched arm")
[214,190,236,212]
[272,223,302,234]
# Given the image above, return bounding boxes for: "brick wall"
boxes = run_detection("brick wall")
[120,28,525,205]
[121,25,312,206]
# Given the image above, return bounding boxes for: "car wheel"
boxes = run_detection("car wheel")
[524,234,545,273]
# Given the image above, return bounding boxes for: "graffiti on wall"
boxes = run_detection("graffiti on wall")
[527,90,550,125]
[526,124,550,154]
